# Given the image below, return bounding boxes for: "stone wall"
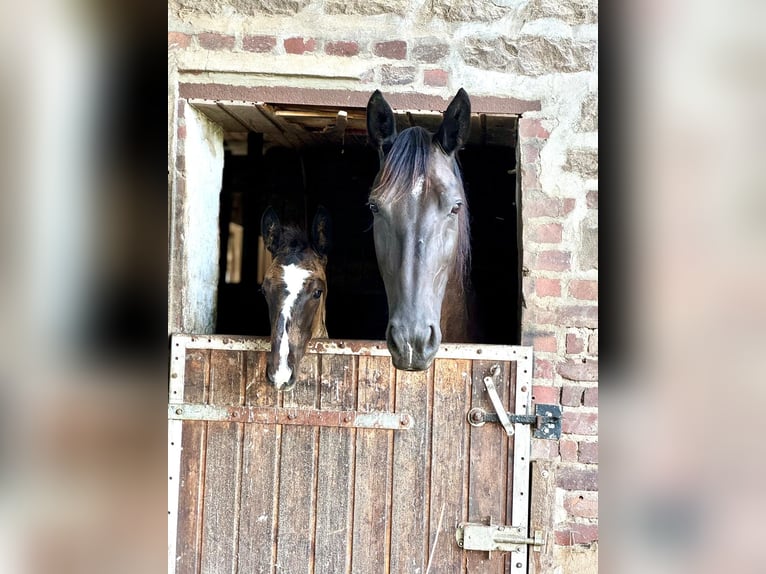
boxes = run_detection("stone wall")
[169,1,598,571]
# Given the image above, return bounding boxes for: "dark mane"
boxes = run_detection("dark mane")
[370,126,471,292]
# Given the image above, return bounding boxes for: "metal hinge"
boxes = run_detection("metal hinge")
[467,366,561,439]
[456,522,544,554]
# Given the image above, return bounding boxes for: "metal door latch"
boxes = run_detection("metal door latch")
[467,366,561,439]
[467,403,561,439]
[456,522,544,554]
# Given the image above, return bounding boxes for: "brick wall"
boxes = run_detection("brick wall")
[169,1,598,571]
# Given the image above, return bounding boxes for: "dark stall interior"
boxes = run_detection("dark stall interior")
[207,102,521,345]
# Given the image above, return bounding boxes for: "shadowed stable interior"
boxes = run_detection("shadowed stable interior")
[214,102,520,345]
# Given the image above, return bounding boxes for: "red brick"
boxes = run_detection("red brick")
[424,69,449,87]
[531,385,560,404]
[243,35,276,53]
[565,333,584,354]
[519,117,550,139]
[583,387,598,407]
[586,190,598,208]
[556,465,598,491]
[175,153,185,173]
[521,143,540,163]
[555,523,599,545]
[373,40,407,59]
[177,125,186,140]
[578,441,598,463]
[197,32,235,51]
[177,99,185,118]
[534,250,571,272]
[524,195,575,218]
[570,280,598,300]
[558,358,598,381]
[524,306,559,326]
[564,493,598,518]
[528,222,562,243]
[560,438,578,462]
[533,358,553,380]
[562,411,598,435]
[535,278,561,298]
[284,37,316,54]
[168,32,191,49]
[588,331,598,354]
[325,40,359,57]
[561,385,584,407]
[556,305,598,328]
[531,334,557,353]
[532,438,559,460]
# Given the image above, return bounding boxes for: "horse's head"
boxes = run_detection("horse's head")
[261,206,332,391]
[366,89,471,371]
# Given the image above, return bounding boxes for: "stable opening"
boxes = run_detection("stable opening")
[193,99,520,345]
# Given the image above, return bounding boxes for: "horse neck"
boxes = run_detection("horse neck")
[440,272,469,342]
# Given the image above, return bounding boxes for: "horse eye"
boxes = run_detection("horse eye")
[451,202,462,215]
[312,289,323,299]
[369,202,379,214]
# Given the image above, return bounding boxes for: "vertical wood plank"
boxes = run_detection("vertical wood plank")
[314,355,357,574]
[176,349,210,574]
[238,350,280,573]
[466,360,510,573]
[529,460,556,574]
[200,350,245,574]
[352,356,394,573]
[426,358,472,573]
[389,368,431,574]
[275,354,319,574]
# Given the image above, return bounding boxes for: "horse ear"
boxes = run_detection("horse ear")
[366,90,397,154]
[261,206,281,255]
[434,88,471,155]
[311,205,332,257]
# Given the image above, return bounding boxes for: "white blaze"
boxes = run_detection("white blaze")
[272,264,311,387]
[410,175,425,198]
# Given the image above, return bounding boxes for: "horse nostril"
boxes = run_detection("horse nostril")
[425,324,441,355]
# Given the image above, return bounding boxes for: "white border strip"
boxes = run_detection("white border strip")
[168,335,187,574]
[511,350,534,573]
[172,333,530,362]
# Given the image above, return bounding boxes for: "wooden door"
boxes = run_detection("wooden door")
[169,335,533,574]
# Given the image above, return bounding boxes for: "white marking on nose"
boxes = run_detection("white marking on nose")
[410,175,425,198]
[406,342,413,366]
[272,264,311,386]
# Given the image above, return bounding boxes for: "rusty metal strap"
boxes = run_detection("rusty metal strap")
[168,403,413,430]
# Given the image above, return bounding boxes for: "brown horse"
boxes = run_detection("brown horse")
[260,206,331,390]
[366,89,472,371]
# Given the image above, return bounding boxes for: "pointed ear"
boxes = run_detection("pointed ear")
[366,90,397,154]
[261,206,281,255]
[311,205,332,257]
[433,88,471,155]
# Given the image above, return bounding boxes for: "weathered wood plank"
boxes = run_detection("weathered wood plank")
[175,421,206,574]
[245,350,279,407]
[389,368,431,574]
[529,460,556,574]
[426,358,472,573]
[466,360,510,573]
[175,349,210,573]
[183,348,210,403]
[352,355,394,573]
[200,421,242,574]
[314,355,357,573]
[238,351,280,573]
[200,350,245,573]
[275,354,319,574]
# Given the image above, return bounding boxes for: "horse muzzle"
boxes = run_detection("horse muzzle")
[386,321,441,371]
